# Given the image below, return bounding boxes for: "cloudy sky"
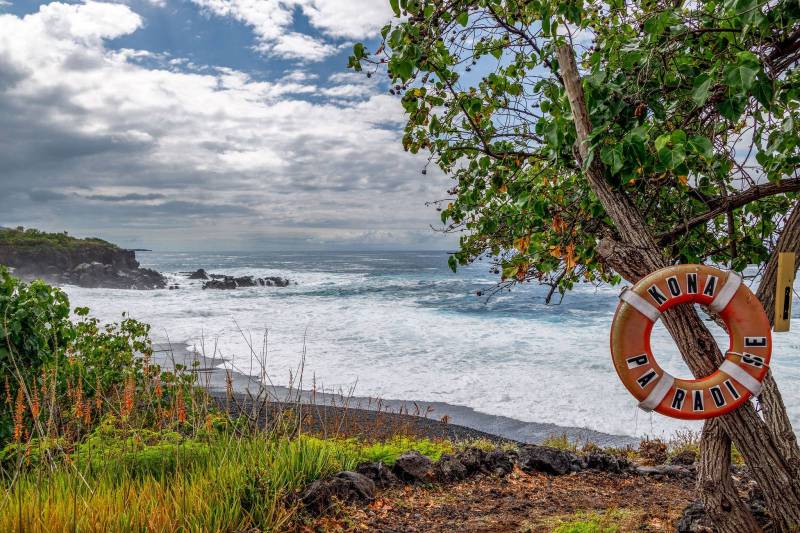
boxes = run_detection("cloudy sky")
[0,0,452,250]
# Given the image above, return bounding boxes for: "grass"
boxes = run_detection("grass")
[545,509,640,533]
[0,428,453,532]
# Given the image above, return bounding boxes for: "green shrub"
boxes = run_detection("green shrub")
[73,420,211,478]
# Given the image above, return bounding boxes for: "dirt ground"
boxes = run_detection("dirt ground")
[303,468,694,532]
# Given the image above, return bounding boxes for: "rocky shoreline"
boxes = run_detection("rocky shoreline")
[0,228,166,289]
[183,268,292,289]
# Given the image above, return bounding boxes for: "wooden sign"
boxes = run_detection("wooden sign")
[775,252,796,332]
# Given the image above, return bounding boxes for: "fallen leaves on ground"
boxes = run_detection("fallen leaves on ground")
[302,467,693,532]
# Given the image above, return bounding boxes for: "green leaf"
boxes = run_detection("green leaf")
[600,144,624,174]
[353,43,365,58]
[752,79,774,108]
[394,60,413,80]
[654,133,671,152]
[658,146,685,169]
[456,11,468,26]
[688,135,714,158]
[724,62,758,91]
[448,255,458,272]
[692,76,713,107]
[390,0,400,16]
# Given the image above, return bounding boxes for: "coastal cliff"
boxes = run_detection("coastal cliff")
[0,227,165,289]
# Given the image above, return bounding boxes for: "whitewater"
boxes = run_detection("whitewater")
[61,250,800,440]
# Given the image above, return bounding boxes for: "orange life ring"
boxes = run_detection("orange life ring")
[610,265,771,420]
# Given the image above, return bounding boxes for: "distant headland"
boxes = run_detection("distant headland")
[0,226,165,289]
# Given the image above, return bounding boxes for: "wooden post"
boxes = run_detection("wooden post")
[774,252,796,332]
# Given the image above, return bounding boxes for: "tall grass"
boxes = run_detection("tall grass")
[0,431,452,532]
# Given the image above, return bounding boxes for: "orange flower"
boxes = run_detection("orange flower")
[13,387,25,442]
[74,380,84,420]
[31,392,40,420]
[176,393,186,424]
[83,400,92,425]
[121,375,136,418]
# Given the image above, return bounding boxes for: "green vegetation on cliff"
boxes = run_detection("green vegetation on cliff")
[0,226,116,250]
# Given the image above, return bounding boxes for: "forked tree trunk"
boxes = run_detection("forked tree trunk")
[556,43,800,531]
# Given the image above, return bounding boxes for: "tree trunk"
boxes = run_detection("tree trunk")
[556,43,800,531]
[598,238,758,532]
[699,418,762,532]
[754,204,800,469]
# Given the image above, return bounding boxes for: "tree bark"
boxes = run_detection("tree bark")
[699,418,762,532]
[557,43,800,531]
[754,204,800,470]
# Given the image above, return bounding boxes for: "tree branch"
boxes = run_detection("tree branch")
[659,178,800,245]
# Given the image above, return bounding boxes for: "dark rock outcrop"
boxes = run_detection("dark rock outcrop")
[201,274,291,289]
[457,447,488,475]
[580,452,632,474]
[355,462,399,489]
[677,488,771,532]
[432,454,468,483]
[516,445,581,476]
[0,233,166,290]
[301,471,375,514]
[188,268,209,280]
[484,449,515,476]
[392,451,434,483]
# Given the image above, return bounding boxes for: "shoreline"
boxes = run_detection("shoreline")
[152,342,640,448]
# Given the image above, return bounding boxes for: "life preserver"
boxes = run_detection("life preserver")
[610,265,771,420]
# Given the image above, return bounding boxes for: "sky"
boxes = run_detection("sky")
[0,0,454,250]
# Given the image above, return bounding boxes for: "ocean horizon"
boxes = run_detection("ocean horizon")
[61,250,800,440]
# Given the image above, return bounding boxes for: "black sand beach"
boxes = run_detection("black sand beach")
[153,342,639,448]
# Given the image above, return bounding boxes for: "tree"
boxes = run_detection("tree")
[351,0,800,529]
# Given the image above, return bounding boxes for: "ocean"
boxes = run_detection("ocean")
[61,251,800,440]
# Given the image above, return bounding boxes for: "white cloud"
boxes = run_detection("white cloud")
[190,0,392,61]
[299,0,392,39]
[0,2,448,250]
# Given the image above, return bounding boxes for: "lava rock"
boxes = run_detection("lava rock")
[393,451,434,483]
[202,278,238,290]
[484,450,515,476]
[201,274,291,289]
[456,447,488,475]
[581,452,631,474]
[516,445,580,476]
[433,454,467,483]
[355,461,399,489]
[188,269,209,280]
[301,471,375,514]
[676,501,714,532]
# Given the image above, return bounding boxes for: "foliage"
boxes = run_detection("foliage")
[542,432,579,452]
[0,226,115,250]
[358,435,453,464]
[350,0,800,296]
[0,268,186,447]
